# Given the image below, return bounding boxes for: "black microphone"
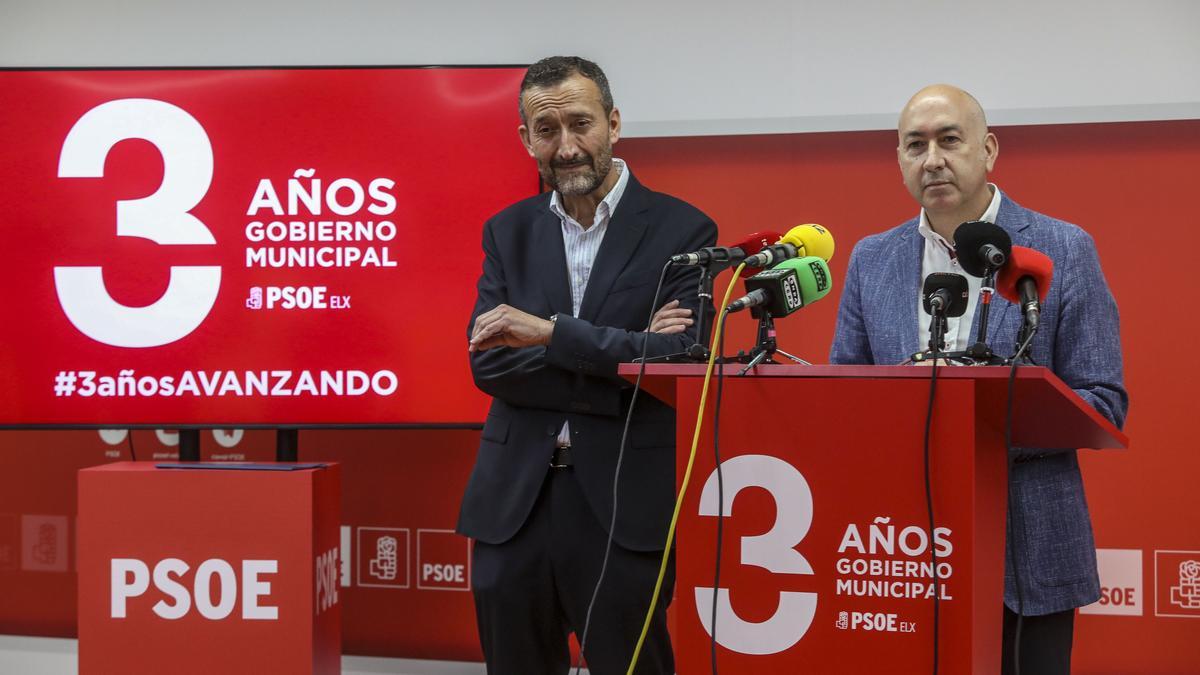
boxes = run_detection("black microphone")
[742,243,798,268]
[922,273,970,317]
[952,221,1012,276]
[670,247,739,266]
[670,230,783,268]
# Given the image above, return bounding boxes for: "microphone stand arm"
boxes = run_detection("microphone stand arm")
[929,310,947,355]
[686,264,715,361]
[911,308,956,364]
[964,267,1003,364]
[975,268,996,345]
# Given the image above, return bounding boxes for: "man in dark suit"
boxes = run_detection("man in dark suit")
[458,56,717,674]
[831,84,1128,674]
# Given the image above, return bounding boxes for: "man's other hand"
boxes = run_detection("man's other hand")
[649,299,693,335]
[470,304,555,352]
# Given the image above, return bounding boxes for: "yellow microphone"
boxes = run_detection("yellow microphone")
[779,223,835,262]
[744,223,836,267]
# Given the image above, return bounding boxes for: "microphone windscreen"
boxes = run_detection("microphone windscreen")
[732,230,783,278]
[779,224,835,262]
[996,246,1053,304]
[953,220,1012,276]
[922,272,970,317]
[773,256,833,304]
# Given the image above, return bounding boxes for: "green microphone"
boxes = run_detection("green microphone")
[727,256,832,316]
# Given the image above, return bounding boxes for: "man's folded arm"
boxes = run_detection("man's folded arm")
[465,218,616,413]
[542,218,717,382]
[470,344,623,415]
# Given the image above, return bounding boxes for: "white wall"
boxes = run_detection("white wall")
[2,0,1197,136]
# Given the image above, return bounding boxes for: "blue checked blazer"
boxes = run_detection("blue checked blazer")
[830,193,1128,615]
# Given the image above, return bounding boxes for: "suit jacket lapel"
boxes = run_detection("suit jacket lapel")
[532,207,573,317]
[896,223,923,356]
[578,173,650,322]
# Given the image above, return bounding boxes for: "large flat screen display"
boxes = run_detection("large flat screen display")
[0,66,534,426]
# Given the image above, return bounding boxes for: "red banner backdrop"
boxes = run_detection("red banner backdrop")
[0,67,533,426]
[1,119,1198,672]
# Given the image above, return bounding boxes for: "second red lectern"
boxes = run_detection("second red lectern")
[620,364,1126,675]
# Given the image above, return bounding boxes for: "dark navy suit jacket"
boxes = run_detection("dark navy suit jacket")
[457,172,717,552]
[831,193,1128,615]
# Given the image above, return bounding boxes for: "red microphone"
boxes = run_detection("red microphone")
[996,245,1053,328]
[731,230,782,278]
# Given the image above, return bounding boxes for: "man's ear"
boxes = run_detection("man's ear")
[518,124,535,158]
[984,132,999,172]
[608,107,621,145]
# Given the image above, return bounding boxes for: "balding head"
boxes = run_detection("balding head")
[896,84,999,237]
[900,84,989,137]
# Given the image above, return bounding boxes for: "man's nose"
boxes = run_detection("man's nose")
[923,145,946,170]
[555,130,582,160]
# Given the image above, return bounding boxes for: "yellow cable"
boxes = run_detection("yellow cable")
[626,262,746,674]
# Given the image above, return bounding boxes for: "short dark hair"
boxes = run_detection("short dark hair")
[519,56,613,123]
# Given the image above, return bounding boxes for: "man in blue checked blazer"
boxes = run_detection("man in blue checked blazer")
[831,84,1128,675]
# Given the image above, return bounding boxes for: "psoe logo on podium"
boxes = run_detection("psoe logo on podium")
[1080,548,1143,616]
[110,557,279,620]
[416,529,471,591]
[357,527,409,589]
[1155,550,1200,618]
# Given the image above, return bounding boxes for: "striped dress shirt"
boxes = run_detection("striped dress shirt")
[548,158,630,446]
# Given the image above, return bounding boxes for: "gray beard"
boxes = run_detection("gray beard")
[553,169,604,196]
[546,152,613,197]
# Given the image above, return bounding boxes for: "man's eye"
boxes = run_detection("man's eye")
[908,141,926,151]
[942,136,961,144]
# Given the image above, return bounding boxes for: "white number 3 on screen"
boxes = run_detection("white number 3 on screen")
[56,98,220,348]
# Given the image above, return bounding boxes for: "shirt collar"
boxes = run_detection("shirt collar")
[917,183,1003,248]
[549,158,629,228]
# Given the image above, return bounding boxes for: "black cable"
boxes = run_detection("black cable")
[126,430,137,461]
[710,308,732,674]
[922,314,943,675]
[1004,327,1037,675]
[574,261,673,675]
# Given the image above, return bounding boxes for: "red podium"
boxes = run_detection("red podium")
[621,364,1127,675]
[77,462,342,675]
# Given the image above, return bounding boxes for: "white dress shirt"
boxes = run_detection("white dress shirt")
[549,158,629,446]
[916,184,1003,354]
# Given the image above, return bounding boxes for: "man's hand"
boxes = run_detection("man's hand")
[470,304,555,353]
[649,299,693,335]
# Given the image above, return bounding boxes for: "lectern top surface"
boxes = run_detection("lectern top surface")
[619,363,1128,450]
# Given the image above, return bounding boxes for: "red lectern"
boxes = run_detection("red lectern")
[78,462,342,675]
[620,364,1126,675]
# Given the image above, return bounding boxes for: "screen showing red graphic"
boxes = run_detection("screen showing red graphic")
[0,67,536,426]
